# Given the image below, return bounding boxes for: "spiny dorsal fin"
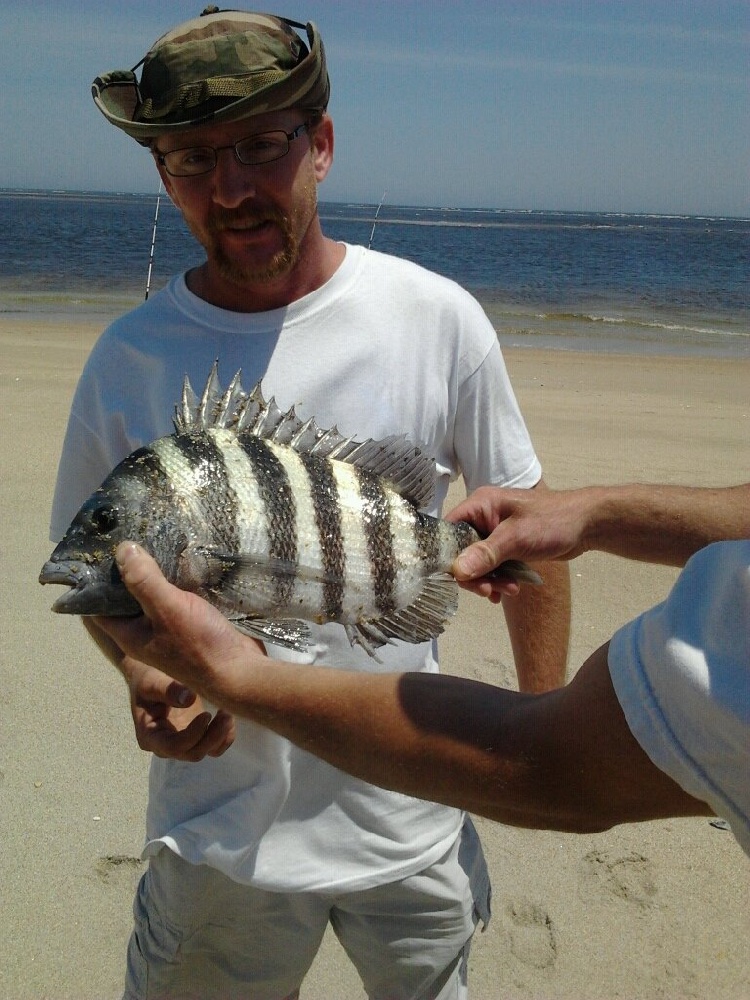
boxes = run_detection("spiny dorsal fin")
[174,360,232,431]
[173,364,436,509]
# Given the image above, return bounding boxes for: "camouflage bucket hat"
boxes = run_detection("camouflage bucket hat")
[91,7,329,144]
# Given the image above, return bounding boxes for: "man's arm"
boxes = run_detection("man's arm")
[499,480,570,691]
[449,482,750,599]
[95,542,710,831]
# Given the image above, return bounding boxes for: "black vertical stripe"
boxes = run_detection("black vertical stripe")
[237,436,298,607]
[170,432,241,552]
[116,445,187,580]
[357,470,397,615]
[299,452,346,620]
[120,445,174,491]
[413,511,441,573]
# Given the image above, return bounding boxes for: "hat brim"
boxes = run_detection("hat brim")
[92,21,329,145]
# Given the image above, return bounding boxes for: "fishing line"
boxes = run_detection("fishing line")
[144,180,163,300]
[367,191,387,249]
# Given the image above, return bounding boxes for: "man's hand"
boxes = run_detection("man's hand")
[447,485,588,602]
[126,660,235,761]
[94,542,266,756]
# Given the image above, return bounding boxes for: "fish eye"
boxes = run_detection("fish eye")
[91,505,119,533]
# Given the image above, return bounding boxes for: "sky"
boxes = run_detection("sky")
[3,1,748,215]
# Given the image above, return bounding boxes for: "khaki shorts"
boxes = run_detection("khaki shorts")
[123,817,491,1000]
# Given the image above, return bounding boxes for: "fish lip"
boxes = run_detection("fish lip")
[39,559,142,616]
[39,557,98,592]
[38,560,82,588]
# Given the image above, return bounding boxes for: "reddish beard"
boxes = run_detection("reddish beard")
[199,206,298,284]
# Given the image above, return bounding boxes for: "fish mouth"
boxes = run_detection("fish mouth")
[39,559,142,616]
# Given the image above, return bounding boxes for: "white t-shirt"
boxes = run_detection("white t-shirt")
[609,540,750,859]
[51,244,542,892]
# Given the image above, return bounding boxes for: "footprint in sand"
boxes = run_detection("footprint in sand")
[95,855,144,884]
[578,849,657,906]
[502,900,557,969]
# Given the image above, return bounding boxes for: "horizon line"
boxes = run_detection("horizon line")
[1,186,748,223]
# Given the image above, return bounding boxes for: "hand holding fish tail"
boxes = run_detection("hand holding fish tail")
[448,482,750,599]
[447,484,586,604]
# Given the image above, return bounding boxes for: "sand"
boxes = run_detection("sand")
[2,314,748,999]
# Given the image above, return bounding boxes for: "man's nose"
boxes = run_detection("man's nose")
[210,148,258,207]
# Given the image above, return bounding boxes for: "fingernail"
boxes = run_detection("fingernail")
[176,687,193,707]
[454,554,470,578]
[115,541,140,569]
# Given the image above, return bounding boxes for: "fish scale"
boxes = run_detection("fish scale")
[210,431,272,562]
[170,432,242,554]
[297,450,346,621]
[40,364,543,657]
[236,435,298,609]
[357,470,398,616]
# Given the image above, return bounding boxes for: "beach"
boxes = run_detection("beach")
[2,313,749,999]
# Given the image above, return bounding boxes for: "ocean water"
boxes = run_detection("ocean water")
[1,189,748,357]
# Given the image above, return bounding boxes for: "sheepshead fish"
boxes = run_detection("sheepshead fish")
[40,364,541,657]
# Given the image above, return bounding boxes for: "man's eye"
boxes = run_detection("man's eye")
[238,134,286,160]
[179,148,214,168]
[248,138,277,152]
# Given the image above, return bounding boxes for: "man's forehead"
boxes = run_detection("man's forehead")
[157,110,306,150]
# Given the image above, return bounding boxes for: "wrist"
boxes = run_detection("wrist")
[188,630,268,714]
[577,486,617,554]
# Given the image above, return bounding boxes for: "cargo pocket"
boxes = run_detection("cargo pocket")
[458,816,492,931]
[124,855,196,998]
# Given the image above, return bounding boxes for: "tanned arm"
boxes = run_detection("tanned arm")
[449,482,750,600]
[96,543,709,831]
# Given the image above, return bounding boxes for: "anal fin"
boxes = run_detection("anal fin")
[348,574,460,655]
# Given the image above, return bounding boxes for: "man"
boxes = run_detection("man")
[95,483,750,859]
[52,9,569,999]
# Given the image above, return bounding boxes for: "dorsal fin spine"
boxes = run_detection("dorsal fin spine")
[173,365,436,507]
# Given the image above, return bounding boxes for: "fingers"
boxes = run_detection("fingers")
[128,659,196,710]
[204,710,236,758]
[114,542,177,623]
[93,549,240,762]
[455,576,517,603]
[447,487,527,579]
[444,490,500,531]
[157,710,234,761]
[453,538,507,581]
[130,663,235,761]
[137,707,236,761]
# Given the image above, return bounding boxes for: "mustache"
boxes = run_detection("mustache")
[206,205,288,234]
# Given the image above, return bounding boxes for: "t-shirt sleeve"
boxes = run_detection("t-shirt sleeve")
[453,336,541,493]
[608,541,750,858]
[48,329,139,541]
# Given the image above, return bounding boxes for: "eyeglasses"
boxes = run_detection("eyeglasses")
[154,123,311,177]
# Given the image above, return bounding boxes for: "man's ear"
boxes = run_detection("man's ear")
[310,115,334,182]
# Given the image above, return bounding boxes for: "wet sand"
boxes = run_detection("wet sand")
[2,314,748,998]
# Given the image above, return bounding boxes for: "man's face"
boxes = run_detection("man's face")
[154,111,329,288]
